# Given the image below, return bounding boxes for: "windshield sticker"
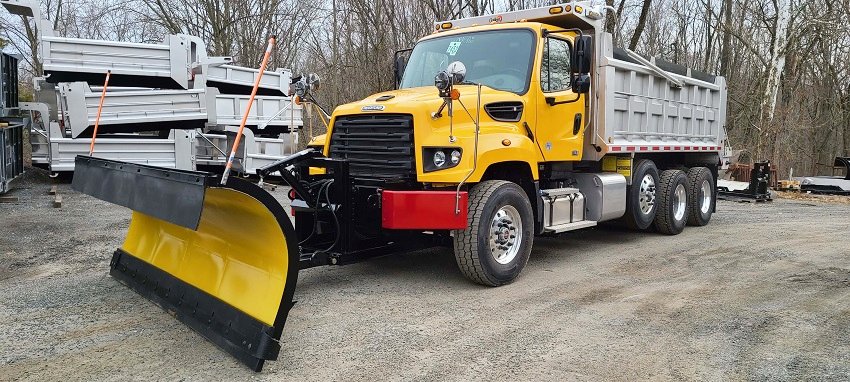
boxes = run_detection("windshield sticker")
[446,41,461,56]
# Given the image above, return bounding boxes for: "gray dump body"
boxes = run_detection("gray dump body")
[214,94,302,129]
[585,34,727,160]
[59,82,213,138]
[42,34,209,89]
[206,65,292,96]
[41,34,293,95]
[58,83,302,138]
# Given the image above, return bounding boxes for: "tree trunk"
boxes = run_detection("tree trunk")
[718,0,733,76]
[629,0,652,51]
[605,0,616,35]
[762,0,791,123]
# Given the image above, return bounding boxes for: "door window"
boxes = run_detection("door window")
[540,38,572,92]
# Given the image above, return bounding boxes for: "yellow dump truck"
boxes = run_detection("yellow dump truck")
[72,1,727,371]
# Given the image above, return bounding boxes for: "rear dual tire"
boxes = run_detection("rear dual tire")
[686,167,715,226]
[653,170,689,235]
[623,159,660,230]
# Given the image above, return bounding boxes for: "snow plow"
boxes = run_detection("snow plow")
[73,156,298,371]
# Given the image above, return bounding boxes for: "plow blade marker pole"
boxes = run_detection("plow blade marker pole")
[221,36,276,185]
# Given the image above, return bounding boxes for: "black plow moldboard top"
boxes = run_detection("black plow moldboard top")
[71,155,213,229]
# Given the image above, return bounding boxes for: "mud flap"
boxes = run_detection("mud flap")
[72,156,299,372]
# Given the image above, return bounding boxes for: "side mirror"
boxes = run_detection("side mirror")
[394,48,412,89]
[571,35,593,75]
[573,74,591,94]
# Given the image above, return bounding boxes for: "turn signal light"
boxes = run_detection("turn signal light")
[564,5,572,12]
[450,89,460,100]
[549,6,563,14]
[575,5,584,13]
[441,22,453,29]
[294,95,302,105]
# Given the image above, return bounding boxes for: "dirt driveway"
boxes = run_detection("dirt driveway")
[1,170,849,381]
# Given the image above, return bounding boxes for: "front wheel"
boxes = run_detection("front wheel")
[453,180,534,286]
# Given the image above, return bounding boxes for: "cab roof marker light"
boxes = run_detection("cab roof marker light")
[434,2,600,31]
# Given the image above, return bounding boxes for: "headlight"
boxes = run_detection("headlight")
[433,150,446,168]
[423,147,462,172]
[450,150,461,164]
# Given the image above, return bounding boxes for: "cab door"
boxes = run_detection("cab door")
[534,34,586,162]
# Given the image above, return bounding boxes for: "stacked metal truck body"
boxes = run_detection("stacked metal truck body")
[2,0,303,174]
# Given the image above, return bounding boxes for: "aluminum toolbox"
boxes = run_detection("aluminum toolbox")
[540,187,585,227]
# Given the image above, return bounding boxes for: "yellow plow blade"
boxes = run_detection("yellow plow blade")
[73,156,298,371]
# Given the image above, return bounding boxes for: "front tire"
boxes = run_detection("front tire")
[453,180,534,286]
[654,170,689,235]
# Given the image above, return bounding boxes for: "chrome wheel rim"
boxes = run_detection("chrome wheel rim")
[489,205,522,265]
[638,174,657,215]
[700,179,712,214]
[673,183,687,221]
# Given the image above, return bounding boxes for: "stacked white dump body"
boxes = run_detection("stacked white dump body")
[2,0,303,174]
[584,33,727,161]
[41,34,214,90]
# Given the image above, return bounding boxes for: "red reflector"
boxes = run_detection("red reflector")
[382,191,468,230]
[288,188,297,200]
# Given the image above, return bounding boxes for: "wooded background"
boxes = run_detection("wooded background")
[2,0,849,177]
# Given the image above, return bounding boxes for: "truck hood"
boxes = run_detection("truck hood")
[332,86,527,119]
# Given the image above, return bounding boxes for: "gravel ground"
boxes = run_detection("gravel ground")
[1,168,849,381]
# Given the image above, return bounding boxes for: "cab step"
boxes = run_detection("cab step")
[543,220,598,233]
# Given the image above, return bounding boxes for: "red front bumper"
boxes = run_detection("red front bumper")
[381,190,468,230]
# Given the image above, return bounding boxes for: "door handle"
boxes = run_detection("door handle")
[573,113,582,135]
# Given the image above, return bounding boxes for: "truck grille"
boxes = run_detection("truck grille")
[329,114,415,181]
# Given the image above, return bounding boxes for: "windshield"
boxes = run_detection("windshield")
[400,29,536,94]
